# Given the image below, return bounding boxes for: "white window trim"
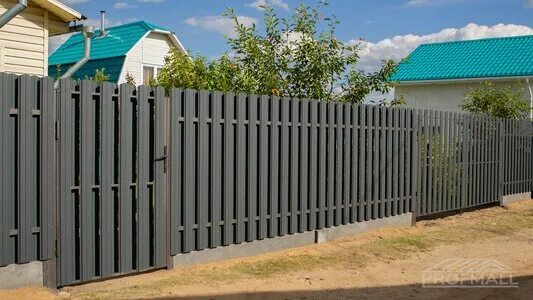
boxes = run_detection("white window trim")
[141,63,163,85]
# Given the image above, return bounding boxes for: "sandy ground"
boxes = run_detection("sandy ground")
[2,200,533,300]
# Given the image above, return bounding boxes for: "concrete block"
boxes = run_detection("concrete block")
[172,231,316,268]
[0,261,43,289]
[502,192,532,207]
[316,213,413,244]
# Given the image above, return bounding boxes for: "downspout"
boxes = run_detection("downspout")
[527,78,533,121]
[0,0,28,29]
[54,25,95,89]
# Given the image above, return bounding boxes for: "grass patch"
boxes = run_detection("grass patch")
[68,203,533,299]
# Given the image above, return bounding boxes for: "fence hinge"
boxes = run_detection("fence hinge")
[55,239,58,258]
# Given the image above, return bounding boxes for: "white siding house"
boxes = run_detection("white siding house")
[119,32,175,85]
[392,35,533,115]
[0,0,84,76]
[49,21,186,85]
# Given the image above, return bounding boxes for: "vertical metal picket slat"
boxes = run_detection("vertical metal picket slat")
[18,75,38,263]
[269,96,280,237]
[290,98,299,233]
[344,103,352,224]
[279,98,289,235]
[119,84,135,273]
[197,90,209,250]
[365,106,373,220]
[327,101,335,226]
[136,86,150,270]
[387,108,394,217]
[210,91,223,248]
[335,103,343,225]
[308,100,318,229]
[153,86,167,268]
[398,109,406,215]
[169,89,182,254]
[258,96,269,238]
[0,73,15,266]
[350,105,358,223]
[223,92,235,245]
[317,101,327,228]
[100,82,117,277]
[299,99,309,231]
[379,107,386,218]
[40,76,55,261]
[58,78,76,285]
[183,89,196,251]
[247,95,258,241]
[235,94,246,244]
[358,105,366,222]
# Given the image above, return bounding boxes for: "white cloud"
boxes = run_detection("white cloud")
[114,2,138,9]
[406,0,430,5]
[526,0,533,7]
[185,16,257,38]
[137,0,166,2]
[246,0,289,11]
[352,23,533,73]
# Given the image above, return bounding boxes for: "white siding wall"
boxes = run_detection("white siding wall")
[395,80,531,113]
[119,32,173,85]
[0,1,47,76]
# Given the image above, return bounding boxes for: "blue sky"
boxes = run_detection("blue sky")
[56,0,533,70]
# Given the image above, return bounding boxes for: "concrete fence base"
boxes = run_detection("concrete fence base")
[173,213,413,268]
[502,192,533,207]
[0,261,44,290]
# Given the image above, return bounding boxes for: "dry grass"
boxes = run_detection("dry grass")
[67,201,533,299]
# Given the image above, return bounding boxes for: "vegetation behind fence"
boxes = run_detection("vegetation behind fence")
[0,74,531,287]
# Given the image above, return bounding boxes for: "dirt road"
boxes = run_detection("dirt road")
[3,200,533,299]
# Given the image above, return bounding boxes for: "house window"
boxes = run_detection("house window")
[143,66,155,85]
[143,65,164,85]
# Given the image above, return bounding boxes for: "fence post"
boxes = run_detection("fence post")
[498,118,505,205]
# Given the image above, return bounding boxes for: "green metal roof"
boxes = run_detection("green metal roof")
[391,35,533,82]
[49,21,169,81]
[50,57,126,83]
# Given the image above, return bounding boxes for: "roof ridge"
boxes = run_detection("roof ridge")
[418,34,533,47]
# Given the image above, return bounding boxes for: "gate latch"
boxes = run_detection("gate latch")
[155,146,168,173]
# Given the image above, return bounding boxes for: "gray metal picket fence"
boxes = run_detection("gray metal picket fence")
[0,74,532,287]
[168,90,417,254]
[0,74,55,268]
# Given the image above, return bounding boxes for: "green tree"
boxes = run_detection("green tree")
[84,68,110,83]
[460,82,530,119]
[158,1,397,103]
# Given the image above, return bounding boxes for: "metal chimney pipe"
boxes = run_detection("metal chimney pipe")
[55,25,95,89]
[0,0,28,29]
[100,10,107,37]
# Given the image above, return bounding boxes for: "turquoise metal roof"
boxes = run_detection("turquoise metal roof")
[49,21,169,82]
[391,35,533,82]
[49,57,126,83]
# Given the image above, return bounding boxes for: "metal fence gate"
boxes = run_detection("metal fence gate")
[56,80,167,286]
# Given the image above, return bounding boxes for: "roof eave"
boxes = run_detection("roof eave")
[32,0,85,22]
[393,75,533,86]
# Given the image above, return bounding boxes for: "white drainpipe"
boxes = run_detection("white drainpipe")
[0,0,28,29]
[54,25,95,89]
